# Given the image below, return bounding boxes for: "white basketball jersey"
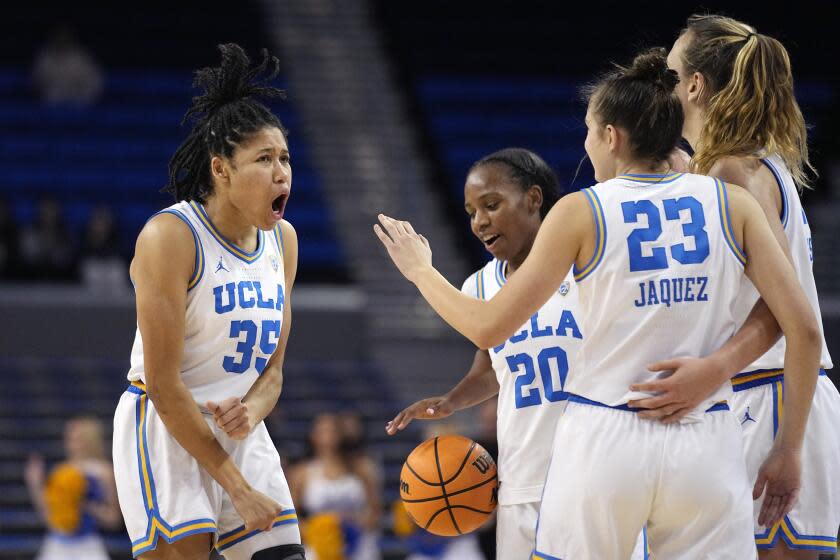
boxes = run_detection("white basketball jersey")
[571,172,745,420]
[733,154,832,373]
[127,200,286,406]
[462,259,582,505]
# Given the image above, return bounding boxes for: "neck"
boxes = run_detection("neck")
[615,159,672,177]
[682,106,704,150]
[506,227,539,276]
[203,195,256,249]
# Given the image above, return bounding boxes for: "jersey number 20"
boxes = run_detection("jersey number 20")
[507,346,568,409]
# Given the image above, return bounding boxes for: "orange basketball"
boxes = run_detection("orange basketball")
[399,434,498,536]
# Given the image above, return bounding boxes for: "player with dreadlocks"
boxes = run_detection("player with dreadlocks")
[112,43,305,560]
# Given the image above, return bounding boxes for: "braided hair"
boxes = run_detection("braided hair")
[164,43,287,202]
[470,148,561,219]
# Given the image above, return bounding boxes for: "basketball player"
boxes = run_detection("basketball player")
[631,16,840,559]
[385,148,649,559]
[112,44,305,560]
[374,48,821,558]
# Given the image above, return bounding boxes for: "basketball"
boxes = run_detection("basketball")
[399,434,498,536]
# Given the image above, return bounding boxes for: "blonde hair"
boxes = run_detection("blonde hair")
[66,416,106,460]
[681,14,814,188]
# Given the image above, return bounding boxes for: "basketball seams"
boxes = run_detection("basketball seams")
[404,459,441,487]
[401,473,498,503]
[442,441,477,485]
[434,436,463,535]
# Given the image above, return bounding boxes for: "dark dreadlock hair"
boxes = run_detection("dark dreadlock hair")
[164,43,287,202]
[469,148,561,219]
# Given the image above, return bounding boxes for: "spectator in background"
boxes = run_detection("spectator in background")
[80,206,127,291]
[32,24,103,106]
[0,197,20,279]
[18,197,77,280]
[290,413,382,560]
[24,416,122,560]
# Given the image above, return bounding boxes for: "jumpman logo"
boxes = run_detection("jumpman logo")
[215,257,230,274]
[741,406,757,425]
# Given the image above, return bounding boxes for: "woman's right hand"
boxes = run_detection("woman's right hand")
[386,396,454,435]
[230,487,283,532]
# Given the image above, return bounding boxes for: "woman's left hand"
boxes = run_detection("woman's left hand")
[207,397,254,440]
[374,214,432,283]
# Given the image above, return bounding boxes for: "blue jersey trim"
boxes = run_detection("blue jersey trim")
[476,269,485,300]
[153,209,205,291]
[272,224,284,256]
[566,393,729,413]
[495,259,507,287]
[573,188,606,281]
[714,178,747,266]
[532,550,564,560]
[216,510,298,551]
[732,368,827,392]
[761,158,789,229]
[616,172,684,185]
[756,515,838,552]
[188,201,265,264]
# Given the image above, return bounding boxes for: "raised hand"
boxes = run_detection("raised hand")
[373,214,432,283]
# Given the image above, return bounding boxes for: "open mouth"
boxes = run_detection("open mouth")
[271,194,288,219]
[483,234,500,249]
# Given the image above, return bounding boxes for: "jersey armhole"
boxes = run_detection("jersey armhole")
[760,158,789,229]
[273,223,285,257]
[714,178,747,267]
[153,209,205,290]
[573,187,607,281]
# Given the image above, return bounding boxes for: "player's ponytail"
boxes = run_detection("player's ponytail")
[680,14,814,188]
[583,47,683,165]
[470,148,561,219]
[164,43,288,202]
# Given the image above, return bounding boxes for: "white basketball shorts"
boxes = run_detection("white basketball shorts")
[113,382,300,559]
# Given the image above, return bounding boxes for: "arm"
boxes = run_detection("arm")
[209,221,298,438]
[355,456,383,531]
[386,349,499,434]
[23,455,46,521]
[133,214,279,532]
[731,185,821,525]
[373,193,590,348]
[87,462,123,529]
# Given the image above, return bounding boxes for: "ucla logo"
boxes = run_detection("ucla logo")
[270,254,279,272]
[559,281,570,296]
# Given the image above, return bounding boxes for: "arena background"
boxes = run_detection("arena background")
[0,1,837,558]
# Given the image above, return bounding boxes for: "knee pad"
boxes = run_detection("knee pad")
[250,543,306,560]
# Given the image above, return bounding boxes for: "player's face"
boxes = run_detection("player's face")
[226,126,291,231]
[584,107,611,182]
[464,164,541,264]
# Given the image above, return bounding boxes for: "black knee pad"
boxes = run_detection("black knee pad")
[250,543,306,560]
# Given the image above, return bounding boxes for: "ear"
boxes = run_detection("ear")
[211,156,230,182]
[687,71,706,103]
[605,124,620,154]
[526,185,543,215]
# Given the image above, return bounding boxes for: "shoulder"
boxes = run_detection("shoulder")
[708,156,768,197]
[461,260,495,297]
[277,219,298,283]
[132,212,196,276]
[277,219,298,250]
